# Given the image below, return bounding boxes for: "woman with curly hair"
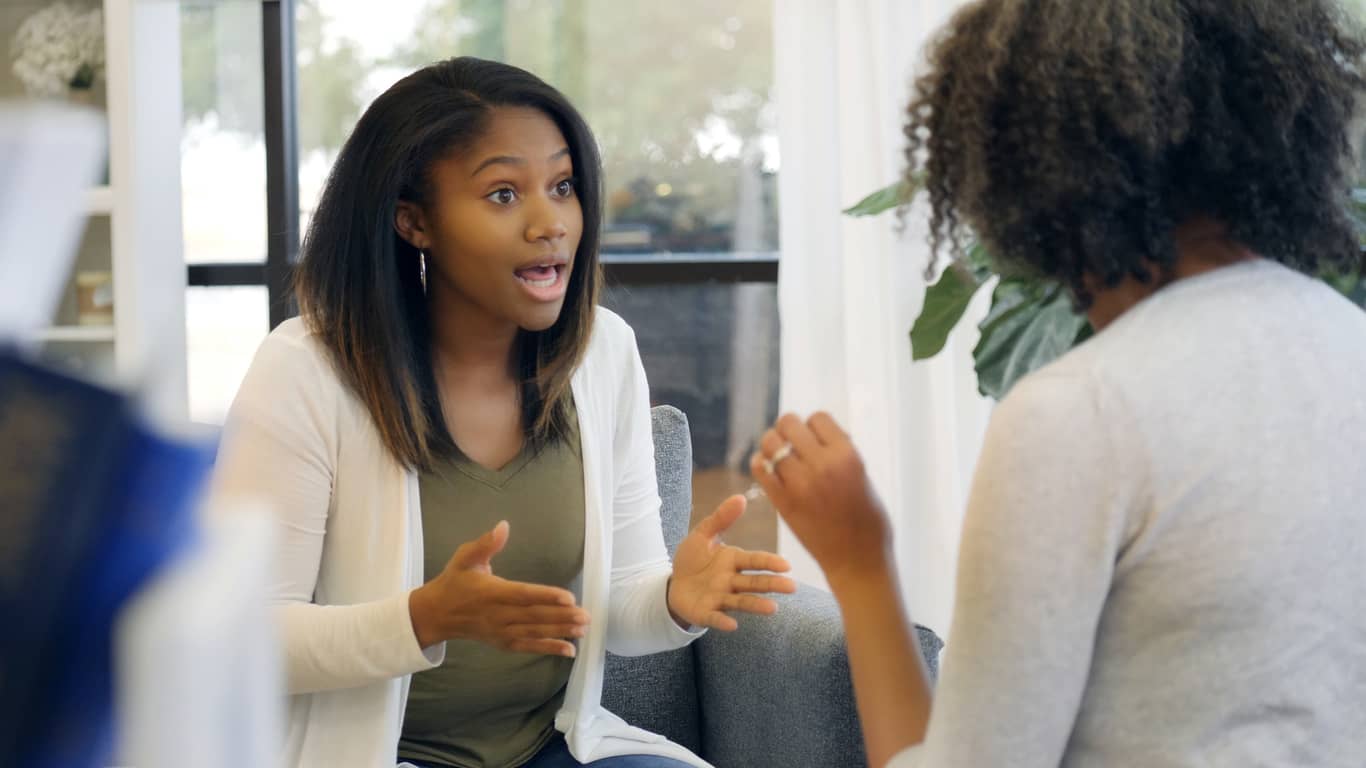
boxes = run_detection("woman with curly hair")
[750,1,1366,766]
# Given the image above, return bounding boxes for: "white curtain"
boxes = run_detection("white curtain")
[772,0,988,638]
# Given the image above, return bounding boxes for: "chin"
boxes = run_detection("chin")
[519,303,568,333]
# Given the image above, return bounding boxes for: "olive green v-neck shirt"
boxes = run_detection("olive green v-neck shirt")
[398,412,586,768]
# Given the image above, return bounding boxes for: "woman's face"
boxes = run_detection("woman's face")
[401,106,584,334]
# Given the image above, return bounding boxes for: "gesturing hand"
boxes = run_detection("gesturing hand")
[408,520,589,657]
[749,412,894,592]
[666,495,797,631]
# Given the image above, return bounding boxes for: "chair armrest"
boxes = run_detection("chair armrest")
[695,586,863,767]
[692,586,944,768]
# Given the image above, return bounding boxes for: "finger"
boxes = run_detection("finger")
[759,428,806,484]
[750,451,792,509]
[732,573,798,595]
[491,603,590,626]
[492,579,578,608]
[693,494,746,539]
[504,638,578,658]
[700,610,740,632]
[722,593,779,615]
[733,549,792,573]
[808,411,851,446]
[775,412,823,458]
[450,520,510,570]
[759,428,788,460]
[503,622,589,640]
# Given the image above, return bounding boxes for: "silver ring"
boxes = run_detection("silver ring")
[762,442,794,475]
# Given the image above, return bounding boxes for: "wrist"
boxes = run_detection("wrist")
[408,584,440,649]
[825,547,898,602]
[665,576,690,629]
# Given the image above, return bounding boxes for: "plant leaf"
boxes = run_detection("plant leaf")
[973,282,1089,399]
[1346,189,1366,247]
[962,241,995,282]
[1329,271,1366,308]
[910,264,987,361]
[843,181,911,218]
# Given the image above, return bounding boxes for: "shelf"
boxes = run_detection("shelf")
[32,325,116,343]
[86,185,114,215]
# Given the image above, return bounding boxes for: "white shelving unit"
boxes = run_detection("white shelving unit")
[27,0,189,422]
[103,0,189,421]
[85,184,115,215]
[34,324,119,343]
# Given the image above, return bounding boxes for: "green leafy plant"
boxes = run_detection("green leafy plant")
[846,181,1366,399]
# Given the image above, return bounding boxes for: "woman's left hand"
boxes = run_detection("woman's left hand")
[666,495,797,631]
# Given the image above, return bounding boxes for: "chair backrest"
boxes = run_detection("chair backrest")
[649,404,693,555]
[600,405,703,752]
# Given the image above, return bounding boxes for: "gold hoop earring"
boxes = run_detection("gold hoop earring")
[419,250,428,295]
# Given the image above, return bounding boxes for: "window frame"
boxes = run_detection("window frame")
[187,0,778,329]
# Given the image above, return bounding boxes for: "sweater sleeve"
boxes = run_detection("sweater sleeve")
[600,319,706,657]
[890,368,1141,767]
[209,327,443,694]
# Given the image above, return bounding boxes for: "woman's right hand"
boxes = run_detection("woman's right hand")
[408,521,589,657]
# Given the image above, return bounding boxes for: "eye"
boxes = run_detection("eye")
[486,187,517,205]
[553,178,576,198]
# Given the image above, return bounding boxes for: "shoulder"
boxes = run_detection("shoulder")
[258,317,333,371]
[238,316,347,405]
[581,306,640,371]
[589,306,635,347]
[981,346,1149,528]
[985,344,1135,472]
[261,316,326,358]
[990,364,1099,444]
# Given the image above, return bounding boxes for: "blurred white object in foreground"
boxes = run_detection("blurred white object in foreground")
[116,506,282,768]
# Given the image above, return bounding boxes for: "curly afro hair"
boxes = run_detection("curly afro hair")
[905,0,1366,307]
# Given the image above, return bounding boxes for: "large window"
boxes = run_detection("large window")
[180,0,270,424]
[292,0,778,255]
[181,0,781,548]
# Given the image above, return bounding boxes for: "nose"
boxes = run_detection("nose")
[525,194,569,244]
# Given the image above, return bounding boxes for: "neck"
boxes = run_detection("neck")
[428,293,520,384]
[1086,217,1258,331]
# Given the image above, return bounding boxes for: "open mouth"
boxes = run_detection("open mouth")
[514,263,563,288]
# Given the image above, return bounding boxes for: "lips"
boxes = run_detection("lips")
[514,256,570,300]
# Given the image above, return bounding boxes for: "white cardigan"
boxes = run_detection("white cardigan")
[211,310,711,768]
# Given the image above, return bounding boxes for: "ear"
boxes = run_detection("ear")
[394,200,431,250]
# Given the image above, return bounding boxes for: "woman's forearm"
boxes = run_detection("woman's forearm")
[829,559,933,767]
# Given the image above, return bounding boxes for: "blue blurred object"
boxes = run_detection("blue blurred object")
[0,349,215,768]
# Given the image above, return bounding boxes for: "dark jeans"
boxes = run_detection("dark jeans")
[403,733,694,768]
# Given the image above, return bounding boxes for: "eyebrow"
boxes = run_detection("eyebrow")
[471,147,572,177]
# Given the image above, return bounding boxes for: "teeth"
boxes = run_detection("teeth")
[519,274,557,288]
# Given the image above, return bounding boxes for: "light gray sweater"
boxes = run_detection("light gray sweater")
[892,260,1366,767]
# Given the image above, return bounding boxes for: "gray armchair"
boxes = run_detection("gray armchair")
[602,406,944,768]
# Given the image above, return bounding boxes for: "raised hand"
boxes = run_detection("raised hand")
[749,412,893,591]
[666,495,797,631]
[408,520,590,657]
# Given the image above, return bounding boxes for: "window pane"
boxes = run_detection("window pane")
[180,0,267,264]
[602,282,779,551]
[293,0,778,256]
[186,286,268,424]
